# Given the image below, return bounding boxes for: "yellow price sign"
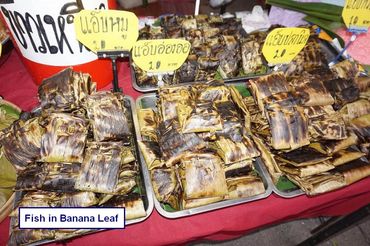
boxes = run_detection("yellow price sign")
[0,43,2,57]
[262,28,310,65]
[74,10,139,53]
[132,39,191,73]
[342,0,370,33]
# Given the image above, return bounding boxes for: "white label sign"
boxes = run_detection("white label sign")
[19,207,125,229]
[0,0,108,66]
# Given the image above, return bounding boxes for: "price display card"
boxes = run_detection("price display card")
[262,27,310,66]
[74,10,139,52]
[342,0,370,33]
[132,39,191,73]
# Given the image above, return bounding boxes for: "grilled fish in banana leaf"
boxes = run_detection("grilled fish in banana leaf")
[158,120,205,166]
[224,159,254,174]
[275,146,331,167]
[335,159,370,185]
[330,149,365,166]
[11,191,58,217]
[215,137,259,164]
[42,163,81,192]
[75,142,121,193]
[151,168,179,206]
[0,117,44,171]
[323,78,360,110]
[294,78,334,106]
[266,106,310,150]
[309,132,358,155]
[102,194,146,220]
[60,191,98,207]
[38,68,94,113]
[331,60,359,80]
[181,102,223,133]
[286,172,345,196]
[279,161,335,178]
[249,72,290,112]
[197,85,230,102]
[15,163,46,191]
[138,141,163,170]
[85,91,130,142]
[303,105,335,119]
[309,113,347,140]
[8,229,55,246]
[350,114,370,140]
[241,38,264,75]
[138,109,158,141]
[252,135,282,184]
[340,100,370,123]
[217,49,241,78]
[226,175,265,199]
[40,113,87,163]
[183,196,223,209]
[182,153,228,199]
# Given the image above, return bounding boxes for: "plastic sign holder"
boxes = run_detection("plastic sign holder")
[97,50,130,92]
[132,39,191,85]
[262,27,310,67]
[74,9,139,92]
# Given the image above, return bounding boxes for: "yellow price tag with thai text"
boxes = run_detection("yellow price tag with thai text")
[342,0,370,33]
[132,39,191,73]
[74,10,139,53]
[262,27,310,65]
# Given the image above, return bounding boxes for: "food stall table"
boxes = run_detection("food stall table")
[0,50,369,246]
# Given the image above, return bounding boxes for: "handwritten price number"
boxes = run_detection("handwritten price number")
[349,15,359,26]
[273,49,286,59]
[149,61,161,70]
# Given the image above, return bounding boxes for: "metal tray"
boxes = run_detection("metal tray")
[8,96,154,245]
[131,36,340,93]
[135,93,273,219]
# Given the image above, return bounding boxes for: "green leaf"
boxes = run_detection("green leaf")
[161,203,177,212]
[276,175,298,191]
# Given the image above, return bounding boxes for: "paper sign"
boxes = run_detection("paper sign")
[0,43,2,57]
[132,39,191,73]
[74,10,139,53]
[262,28,310,65]
[342,0,370,33]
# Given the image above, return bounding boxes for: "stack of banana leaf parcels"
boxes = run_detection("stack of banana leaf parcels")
[245,55,370,195]
[138,82,266,210]
[134,14,267,87]
[0,68,146,245]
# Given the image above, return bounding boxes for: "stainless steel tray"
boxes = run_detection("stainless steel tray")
[135,93,273,219]
[8,96,154,245]
[272,181,305,198]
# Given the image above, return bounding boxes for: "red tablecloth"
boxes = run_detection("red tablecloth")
[0,50,370,246]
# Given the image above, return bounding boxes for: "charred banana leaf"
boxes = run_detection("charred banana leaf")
[309,132,359,155]
[102,194,146,220]
[241,38,264,75]
[0,117,44,171]
[331,60,359,80]
[60,191,98,207]
[294,78,334,106]
[350,114,370,140]
[323,78,360,110]
[38,68,94,113]
[42,163,81,192]
[215,137,259,164]
[183,196,224,209]
[309,113,347,140]
[138,108,158,141]
[11,191,58,217]
[85,91,130,142]
[279,161,335,178]
[335,159,370,185]
[75,142,122,193]
[158,120,205,166]
[151,168,179,209]
[330,149,365,166]
[226,175,265,199]
[15,163,46,191]
[340,100,370,123]
[138,141,163,170]
[275,146,331,167]
[286,172,345,196]
[182,153,228,199]
[40,113,87,163]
